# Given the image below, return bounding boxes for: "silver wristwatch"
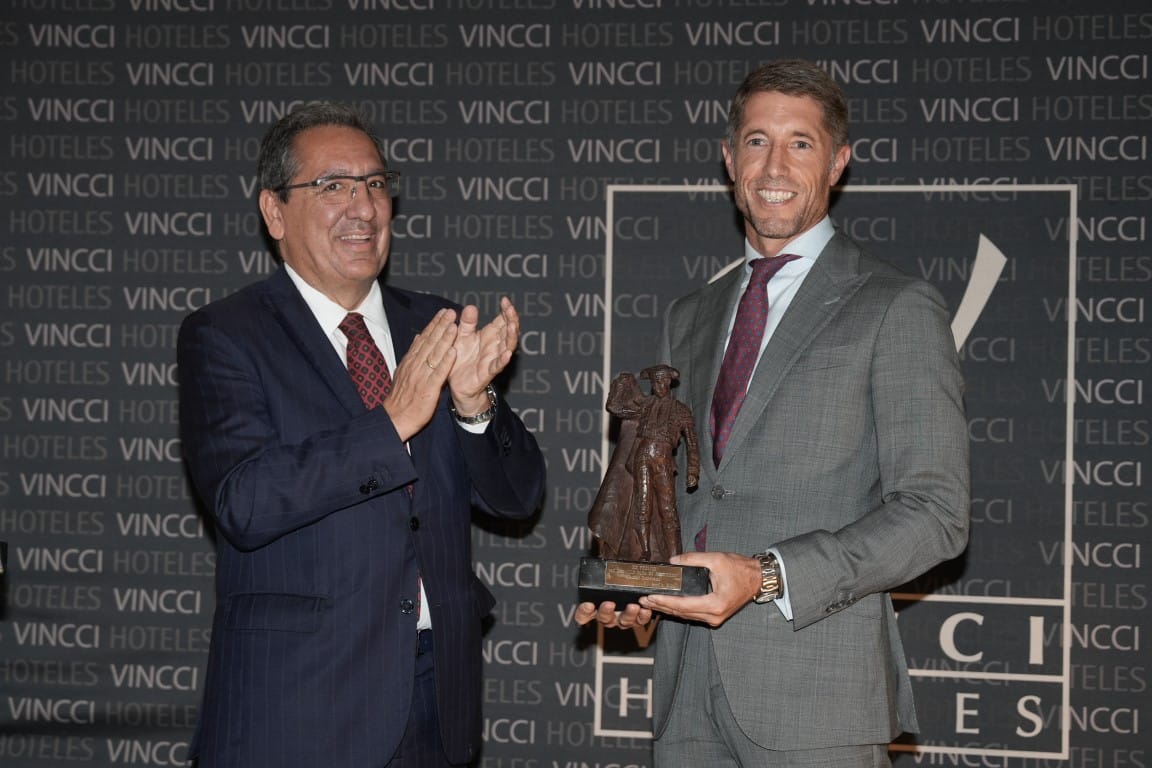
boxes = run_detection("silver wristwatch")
[450,384,498,425]
[753,552,783,604]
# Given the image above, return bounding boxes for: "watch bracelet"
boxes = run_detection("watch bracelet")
[450,384,497,424]
[754,551,782,603]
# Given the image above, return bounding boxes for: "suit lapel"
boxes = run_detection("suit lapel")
[379,283,421,359]
[676,270,745,477]
[261,268,367,418]
[717,234,869,470]
[379,284,440,477]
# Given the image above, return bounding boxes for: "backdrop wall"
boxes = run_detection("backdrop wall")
[0,2,1148,767]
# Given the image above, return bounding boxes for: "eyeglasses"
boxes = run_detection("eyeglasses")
[275,171,400,204]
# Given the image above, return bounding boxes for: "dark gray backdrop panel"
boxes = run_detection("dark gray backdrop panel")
[1,3,1148,767]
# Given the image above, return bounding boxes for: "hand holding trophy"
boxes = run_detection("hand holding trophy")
[579,364,710,604]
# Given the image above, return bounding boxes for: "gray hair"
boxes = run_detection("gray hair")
[257,101,386,202]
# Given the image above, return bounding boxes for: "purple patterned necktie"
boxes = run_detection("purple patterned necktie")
[339,312,392,409]
[709,254,800,467]
[696,254,799,552]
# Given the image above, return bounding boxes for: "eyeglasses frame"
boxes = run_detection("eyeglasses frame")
[273,171,401,203]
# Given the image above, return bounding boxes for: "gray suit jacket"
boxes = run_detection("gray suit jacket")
[653,231,970,749]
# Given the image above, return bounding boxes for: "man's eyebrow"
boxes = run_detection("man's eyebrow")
[738,128,817,141]
[312,166,389,178]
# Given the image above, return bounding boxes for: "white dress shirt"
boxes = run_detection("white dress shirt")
[284,265,434,629]
[719,217,836,620]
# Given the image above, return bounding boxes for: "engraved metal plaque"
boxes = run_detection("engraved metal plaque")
[604,561,684,591]
[578,557,709,606]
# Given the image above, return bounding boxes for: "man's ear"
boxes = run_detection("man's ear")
[259,189,286,241]
[828,144,851,187]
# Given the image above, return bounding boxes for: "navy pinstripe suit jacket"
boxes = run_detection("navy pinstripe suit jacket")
[177,267,545,767]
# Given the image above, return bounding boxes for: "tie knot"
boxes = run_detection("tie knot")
[749,253,800,287]
[339,312,370,341]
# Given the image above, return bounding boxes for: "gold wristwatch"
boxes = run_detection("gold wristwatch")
[753,552,782,604]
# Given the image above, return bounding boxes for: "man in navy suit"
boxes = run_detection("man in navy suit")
[178,102,546,768]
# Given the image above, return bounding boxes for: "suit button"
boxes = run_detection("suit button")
[711,486,727,499]
[409,516,420,531]
[400,599,415,614]
[359,484,370,494]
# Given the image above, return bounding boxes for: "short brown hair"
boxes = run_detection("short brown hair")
[726,60,849,150]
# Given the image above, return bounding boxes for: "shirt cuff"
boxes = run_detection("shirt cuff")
[456,419,491,435]
[767,547,793,621]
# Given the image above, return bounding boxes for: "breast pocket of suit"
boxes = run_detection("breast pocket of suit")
[788,344,855,374]
[780,345,870,440]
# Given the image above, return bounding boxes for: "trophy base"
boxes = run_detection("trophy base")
[578,557,710,605]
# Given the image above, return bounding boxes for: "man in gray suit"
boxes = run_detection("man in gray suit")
[577,60,970,767]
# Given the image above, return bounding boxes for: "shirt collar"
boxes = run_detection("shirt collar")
[283,264,388,338]
[742,215,835,271]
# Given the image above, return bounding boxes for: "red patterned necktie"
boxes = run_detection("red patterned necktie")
[339,312,392,409]
[340,312,422,615]
[709,254,800,467]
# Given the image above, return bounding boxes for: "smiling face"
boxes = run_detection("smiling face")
[722,90,850,258]
[259,125,393,309]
